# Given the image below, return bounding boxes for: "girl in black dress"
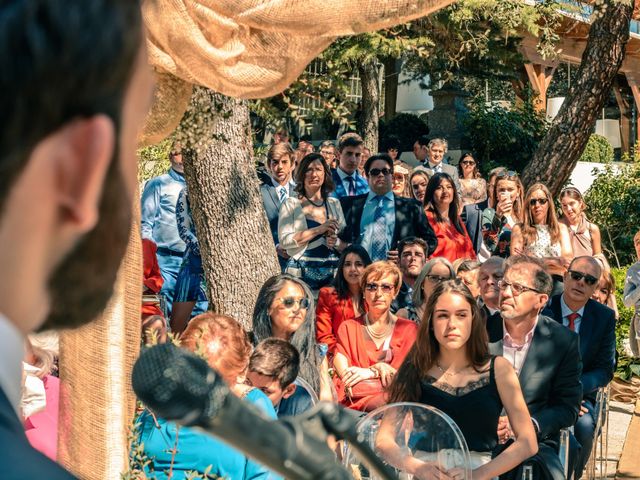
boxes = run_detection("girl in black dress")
[382,280,537,480]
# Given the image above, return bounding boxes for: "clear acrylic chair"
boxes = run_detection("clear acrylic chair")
[342,402,472,480]
[584,385,610,479]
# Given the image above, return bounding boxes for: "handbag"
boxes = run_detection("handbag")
[345,335,392,411]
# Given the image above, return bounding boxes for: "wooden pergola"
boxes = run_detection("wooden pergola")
[519,1,640,152]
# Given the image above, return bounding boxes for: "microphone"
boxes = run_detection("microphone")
[131,343,351,480]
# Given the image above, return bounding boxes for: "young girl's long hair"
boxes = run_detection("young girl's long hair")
[387,280,489,403]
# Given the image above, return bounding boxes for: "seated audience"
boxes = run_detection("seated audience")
[409,168,431,204]
[624,229,640,357]
[316,245,372,356]
[482,170,524,257]
[331,133,369,198]
[423,172,476,262]
[392,237,429,313]
[458,152,487,206]
[542,256,616,479]
[278,153,346,291]
[511,183,573,296]
[487,255,582,479]
[333,262,418,412]
[259,143,296,271]
[397,258,455,323]
[477,256,505,321]
[559,187,602,258]
[384,280,537,478]
[252,274,333,406]
[392,161,411,198]
[138,313,280,480]
[339,154,437,262]
[319,140,337,169]
[455,259,481,298]
[246,338,300,416]
[592,268,618,318]
[413,137,461,195]
[23,333,60,461]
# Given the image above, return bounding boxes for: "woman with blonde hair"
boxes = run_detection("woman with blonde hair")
[511,183,572,295]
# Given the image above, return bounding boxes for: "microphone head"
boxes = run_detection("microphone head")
[132,343,218,424]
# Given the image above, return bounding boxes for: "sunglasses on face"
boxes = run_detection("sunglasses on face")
[496,170,518,179]
[277,297,310,310]
[529,198,548,206]
[568,270,599,286]
[364,282,395,293]
[392,175,405,182]
[498,280,541,296]
[460,161,476,166]
[369,168,392,177]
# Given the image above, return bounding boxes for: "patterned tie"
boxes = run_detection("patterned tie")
[567,312,580,332]
[370,196,388,261]
[346,176,356,196]
[277,186,288,205]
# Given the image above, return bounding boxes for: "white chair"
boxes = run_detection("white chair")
[342,402,472,480]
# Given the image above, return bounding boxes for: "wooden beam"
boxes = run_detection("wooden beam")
[613,78,631,153]
[524,63,556,112]
[626,74,640,145]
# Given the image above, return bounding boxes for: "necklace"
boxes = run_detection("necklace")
[364,315,394,340]
[436,361,469,378]
[304,195,325,207]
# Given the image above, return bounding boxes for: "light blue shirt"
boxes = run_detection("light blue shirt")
[359,191,396,254]
[140,168,187,252]
[336,167,358,194]
[271,177,296,203]
[560,295,585,333]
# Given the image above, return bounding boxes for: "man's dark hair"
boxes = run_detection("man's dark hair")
[364,154,394,176]
[398,237,428,258]
[416,135,430,148]
[249,338,300,389]
[338,132,364,152]
[504,255,553,295]
[0,1,142,212]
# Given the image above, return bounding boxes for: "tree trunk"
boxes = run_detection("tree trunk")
[383,57,399,122]
[358,60,381,152]
[177,87,280,330]
[521,0,633,195]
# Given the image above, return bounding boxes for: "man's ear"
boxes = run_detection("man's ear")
[53,115,115,233]
[282,383,296,399]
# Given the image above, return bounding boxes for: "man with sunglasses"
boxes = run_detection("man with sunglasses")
[542,256,616,479]
[486,255,582,478]
[338,154,437,262]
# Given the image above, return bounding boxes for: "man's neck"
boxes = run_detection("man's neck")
[404,275,417,288]
[504,315,537,344]
[484,299,499,312]
[562,293,586,313]
[338,166,355,177]
[428,159,442,167]
[272,176,290,188]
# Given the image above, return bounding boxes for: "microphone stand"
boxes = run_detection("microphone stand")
[288,402,398,480]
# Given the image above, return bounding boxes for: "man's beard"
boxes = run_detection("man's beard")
[40,157,133,331]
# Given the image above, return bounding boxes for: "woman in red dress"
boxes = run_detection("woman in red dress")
[333,261,418,412]
[424,172,476,263]
[316,245,372,357]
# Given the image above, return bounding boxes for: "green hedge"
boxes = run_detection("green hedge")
[579,134,613,164]
[613,266,640,380]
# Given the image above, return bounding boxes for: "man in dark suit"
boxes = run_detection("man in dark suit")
[487,256,582,479]
[542,256,616,479]
[0,2,151,477]
[413,136,461,189]
[259,143,297,270]
[331,133,369,198]
[478,256,504,322]
[339,154,437,262]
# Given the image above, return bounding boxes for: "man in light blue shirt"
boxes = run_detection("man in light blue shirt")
[140,146,187,314]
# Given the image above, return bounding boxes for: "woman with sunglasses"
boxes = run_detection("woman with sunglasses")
[397,258,456,323]
[252,274,333,404]
[482,170,525,257]
[392,161,411,198]
[409,168,431,203]
[333,261,418,412]
[423,172,476,263]
[316,245,372,357]
[511,183,573,296]
[457,153,487,207]
[384,280,537,479]
[278,153,346,292]
[559,187,602,258]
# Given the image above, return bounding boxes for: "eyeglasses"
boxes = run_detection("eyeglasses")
[369,168,392,177]
[277,297,310,310]
[392,175,405,182]
[460,161,476,166]
[426,275,450,283]
[529,198,548,206]
[496,170,518,179]
[568,270,599,286]
[498,280,541,296]
[364,282,395,293]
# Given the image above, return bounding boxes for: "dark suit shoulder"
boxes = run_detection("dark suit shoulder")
[538,314,580,343]
[585,298,615,321]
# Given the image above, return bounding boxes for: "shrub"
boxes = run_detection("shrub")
[138,139,172,185]
[613,266,640,380]
[462,98,549,174]
[379,113,429,154]
[584,162,640,267]
[579,134,613,164]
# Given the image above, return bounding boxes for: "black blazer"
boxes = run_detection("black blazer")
[339,193,438,256]
[542,295,616,400]
[461,202,487,255]
[0,388,75,479]
[259,181,296,245]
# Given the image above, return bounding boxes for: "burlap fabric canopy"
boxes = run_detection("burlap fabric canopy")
[140,0,454,144]
[60,1,454,478]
